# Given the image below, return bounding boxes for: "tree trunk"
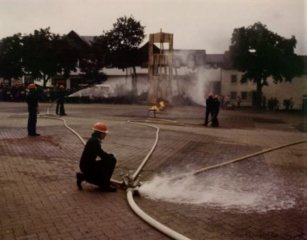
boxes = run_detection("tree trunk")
[7,78,12,86]
[255,79,263,109]
[43,75,48,88]
[132,66,137,97]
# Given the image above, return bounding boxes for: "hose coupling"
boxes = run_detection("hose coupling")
[122,170,141,188]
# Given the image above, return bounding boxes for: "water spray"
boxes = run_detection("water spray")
[39,112,305,239]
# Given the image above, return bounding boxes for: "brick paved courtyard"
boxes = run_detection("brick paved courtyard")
[0,102,306,240]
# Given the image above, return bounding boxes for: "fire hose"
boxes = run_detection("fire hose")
[171,139,307,181]
[39,114,306,240]
[39,114,191,240]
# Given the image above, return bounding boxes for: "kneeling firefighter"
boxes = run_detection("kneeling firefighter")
[76,122,117,192]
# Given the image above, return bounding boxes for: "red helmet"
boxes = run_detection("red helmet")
[93,122,108,133]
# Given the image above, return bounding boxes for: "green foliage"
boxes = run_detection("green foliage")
[0,28,79,87]
[0,34,23,81]
[53,35,79,78]
[105,15,145,69]
[78,35,109,83]
[229,22,304,108]
[102,15,145,96]
[0,16,145,89]
[22,28,60,87]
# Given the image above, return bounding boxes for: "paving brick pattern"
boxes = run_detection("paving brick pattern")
[0,102,306,240]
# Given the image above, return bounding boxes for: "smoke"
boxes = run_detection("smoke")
[70,52,221,105]
[138,170,296,213]
[69,74,149,98]
[171,50,221,105]
[103,76,148,97]
[175,67,220,105]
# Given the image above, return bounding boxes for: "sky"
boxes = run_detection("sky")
[0,0,306,54]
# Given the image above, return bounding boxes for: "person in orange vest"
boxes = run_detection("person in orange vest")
[76,122,117,192]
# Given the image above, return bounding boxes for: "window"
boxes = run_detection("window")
[230,91,237,100]
[241,91,247,100]
[231,74,237,83]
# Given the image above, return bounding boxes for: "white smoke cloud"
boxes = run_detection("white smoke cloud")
[171,50,221,105]
[69,62,220,106]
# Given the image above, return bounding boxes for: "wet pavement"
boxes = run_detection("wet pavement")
[0,102,306,240]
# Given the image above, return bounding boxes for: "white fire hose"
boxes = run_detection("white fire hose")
[170,139,307,181]
[40,114,306,240]
[40,114,191,239]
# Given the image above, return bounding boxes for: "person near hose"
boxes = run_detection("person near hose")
[26,83,40,137]
[204,93,214,126]
[76,122,117,192]
[55,84,66,116]
[211,94,220,127]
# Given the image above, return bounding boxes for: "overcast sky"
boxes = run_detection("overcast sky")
[1,0,306,54]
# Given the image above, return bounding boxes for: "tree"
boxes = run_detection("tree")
[22,28,59,87]
[105,16,145,95]
[228,22,304,108]
[78,35,109,84]
[53,35,79,79]
[0,30,79,88]
[0,34,23,84]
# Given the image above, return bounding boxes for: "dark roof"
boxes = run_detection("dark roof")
[66,31,91,49]
[139,42,160,56]
[206,54,223,64]
[80,36,95,45]
[173,49,206,66]
[138,42,160,67]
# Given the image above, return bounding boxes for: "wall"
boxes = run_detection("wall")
[221,70,255,106]
[262,77,307,109]
[221,69,307,109]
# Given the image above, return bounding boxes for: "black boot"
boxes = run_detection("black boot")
[99,183,117,192]
[76,172,84,190]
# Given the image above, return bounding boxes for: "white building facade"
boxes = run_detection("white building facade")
[220,69,307,110]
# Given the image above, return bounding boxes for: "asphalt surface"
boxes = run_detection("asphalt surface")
[0,102,306,240]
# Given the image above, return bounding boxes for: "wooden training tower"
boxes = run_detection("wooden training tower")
[148,30,174,103]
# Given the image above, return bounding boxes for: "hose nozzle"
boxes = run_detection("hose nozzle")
[123,170,142,188]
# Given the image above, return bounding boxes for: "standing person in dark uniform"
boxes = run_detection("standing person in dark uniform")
[76,122,117,192]
[211,94,220,127]
[204,93,214,126]
[26,83,40,136]
[55,85,66,116]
